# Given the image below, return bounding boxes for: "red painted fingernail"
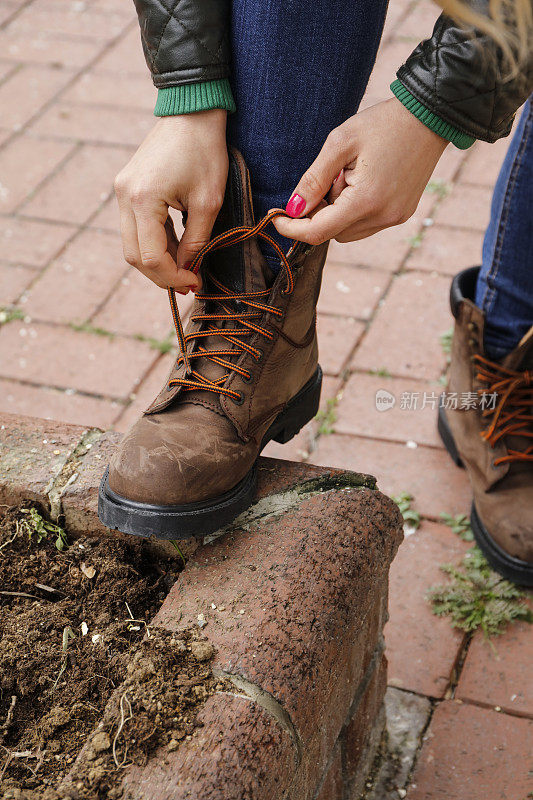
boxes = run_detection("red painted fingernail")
[333,170,343,184]
[285,193,306,218]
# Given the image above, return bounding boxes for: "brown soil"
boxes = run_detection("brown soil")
[0,507,225,800]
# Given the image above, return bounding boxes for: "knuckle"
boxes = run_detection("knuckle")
[113,172,128,197]
[195,193,224,215]
[301,169,325,196]
[123,250,138,267]
[129,185,152,208]
[140,253,161,270]
[326,127,348,153]
[306,229,326,246]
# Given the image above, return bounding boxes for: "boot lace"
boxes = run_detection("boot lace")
[474,354,533,465]
[167,209,293,402]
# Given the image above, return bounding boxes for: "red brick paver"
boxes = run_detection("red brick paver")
[456,621,533,718]
[408,701,533,800]
[386,521,470,697]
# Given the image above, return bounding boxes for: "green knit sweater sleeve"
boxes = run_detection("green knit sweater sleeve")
[390,79,475,150]
[154,78,236,117]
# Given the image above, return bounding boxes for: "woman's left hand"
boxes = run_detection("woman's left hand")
[272,97,448,245]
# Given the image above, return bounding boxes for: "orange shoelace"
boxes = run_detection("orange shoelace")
[167,209,292,402]
[474,354,533,465]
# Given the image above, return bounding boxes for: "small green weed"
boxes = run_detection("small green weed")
[440,512,474,541]
[407,232,423,249]
[429,546,532,637]
[0,306,24,325]
[315,397,338,436]
[392,492,421,533]
[19,507,68,552]
[135,334,175,355]
[440,326,454,356]
[369,367,392,378]
[425,179,451,200]
[70,322,115,338]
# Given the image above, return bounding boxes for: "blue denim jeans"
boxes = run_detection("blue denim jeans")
[227,0,388,268]
[475,98,533,359]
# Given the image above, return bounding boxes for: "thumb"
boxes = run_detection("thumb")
[286,131,349,218]
[176,200,218,269]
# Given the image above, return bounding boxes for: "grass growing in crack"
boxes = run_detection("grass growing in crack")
[407,232,423,249]
[0,306,24,325]
[440,512,474,542]
[425,179,451,200]
[134,333,175,355]
[429,546,532,637]
[315,397,338,435]
[70,322,115,338]
[440,326,454,360]
[369,367,392,378]
[392,492,421,534]
[18,507,68,552]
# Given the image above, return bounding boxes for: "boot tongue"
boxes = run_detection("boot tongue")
[496,326,533,473]
[202,149,274,295]
[184,149,275,400]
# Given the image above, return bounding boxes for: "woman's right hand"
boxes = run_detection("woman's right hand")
[114,109,229,293]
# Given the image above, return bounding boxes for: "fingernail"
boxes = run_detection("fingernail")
[333,170,343,184]
[286,193,306,218]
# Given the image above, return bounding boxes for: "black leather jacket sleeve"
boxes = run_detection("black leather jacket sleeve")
[398,12,532,142]
[133,0,231,88]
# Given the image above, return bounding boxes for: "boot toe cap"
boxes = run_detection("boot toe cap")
[107,413,249,506]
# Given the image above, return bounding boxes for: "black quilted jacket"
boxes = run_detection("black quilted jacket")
[134,0,532,142]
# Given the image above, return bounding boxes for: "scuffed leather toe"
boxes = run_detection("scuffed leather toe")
[108,404,254,506]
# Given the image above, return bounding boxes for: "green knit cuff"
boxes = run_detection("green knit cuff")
[154,79,236,117]
[390,79,475,150]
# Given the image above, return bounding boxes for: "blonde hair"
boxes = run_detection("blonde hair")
[435,0,532,76]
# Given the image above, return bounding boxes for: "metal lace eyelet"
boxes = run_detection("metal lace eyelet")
[231,391,245,405]
[242,372,253,384]
[255,349,264,362]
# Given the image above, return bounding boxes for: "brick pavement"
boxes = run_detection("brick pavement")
[0,0,530,796]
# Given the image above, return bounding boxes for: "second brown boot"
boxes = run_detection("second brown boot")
[98,149,328,539]
[438,267,533,586]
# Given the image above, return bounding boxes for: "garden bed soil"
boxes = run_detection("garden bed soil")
[0,507,225,800]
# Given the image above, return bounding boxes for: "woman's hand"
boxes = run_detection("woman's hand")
[114,109,229,293]
[272,98,448,245]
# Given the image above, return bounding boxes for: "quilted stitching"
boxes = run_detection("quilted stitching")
[134,0,230,82]
[398,12,530,142]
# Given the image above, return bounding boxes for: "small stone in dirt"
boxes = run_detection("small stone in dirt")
[189,641,214,662]
[167,739,180,752]
[90,731,111,753]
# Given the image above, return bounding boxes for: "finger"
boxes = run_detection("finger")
[274,187,367,245]
[285,129,352,218]
[134,204,171,273]
[176,198,219,268]
[335,224,384,243]
[165,216,179,262]
[118,205,142,268]
[328,169,348,204]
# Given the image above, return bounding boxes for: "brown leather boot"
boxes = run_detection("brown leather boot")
[99,149,328,539]
[438,267,533,586]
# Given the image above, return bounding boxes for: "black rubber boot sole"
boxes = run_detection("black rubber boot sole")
[438,403,533,587]
[98,366,323,540]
